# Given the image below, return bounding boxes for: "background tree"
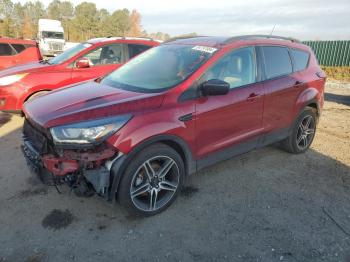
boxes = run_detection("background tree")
[148,32,171,41]
[0,0,14,37]
[109,9,131,37]
[128,9,143,37]
[0,0,181,42]
[22,1,45,38]
[71,2,98,41]
[96,8,110,37]
[12,3,25,38]
[47,0,74,40]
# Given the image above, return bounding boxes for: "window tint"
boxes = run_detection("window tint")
[262,46,292,79]
[291,49,310,71]
[11,44,26,53]
[202,47,256,89]
[128,44,152,59]
[83,44,123,66]
[0,43,15,56]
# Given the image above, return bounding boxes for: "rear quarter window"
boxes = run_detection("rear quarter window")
[0,43,15,56]
[291,49,310,71]
[262,46,293,79]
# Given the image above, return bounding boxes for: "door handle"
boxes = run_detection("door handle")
[246,93,260,101]
[179,113,193,122]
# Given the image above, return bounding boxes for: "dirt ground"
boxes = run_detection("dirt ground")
[0,83,349,262]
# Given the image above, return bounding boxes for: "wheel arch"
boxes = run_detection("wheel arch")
[24,89,52,102]
[109,134,196,201]
[295,87,321,119]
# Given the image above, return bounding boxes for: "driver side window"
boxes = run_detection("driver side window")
[82,44,124,66]
[202,47,256,89]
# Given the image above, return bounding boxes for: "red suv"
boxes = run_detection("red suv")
[0,38,42,70]
[0,37,160,112]
[22,35,326,216]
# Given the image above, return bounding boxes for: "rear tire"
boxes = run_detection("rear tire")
[118,143,185,216]
[281,107,317,154]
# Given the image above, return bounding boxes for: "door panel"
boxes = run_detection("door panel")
[262,74,301,131]
[195,83,264,158]
[194,47,264,159]
[259,46,302,132]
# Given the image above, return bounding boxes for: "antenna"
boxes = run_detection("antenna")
[270,25,276,35]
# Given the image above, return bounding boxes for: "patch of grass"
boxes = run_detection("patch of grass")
[322,66,350,82]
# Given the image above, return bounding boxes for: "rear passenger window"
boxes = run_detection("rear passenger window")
[11,44,26,54]
[128,44,152,59]
[262,46,292,79]
[0,43,15,56]
[291,49,310,71]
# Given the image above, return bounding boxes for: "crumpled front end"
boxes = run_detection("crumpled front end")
[21,118,120,198]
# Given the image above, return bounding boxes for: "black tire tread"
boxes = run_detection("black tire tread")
[281,107,317,154]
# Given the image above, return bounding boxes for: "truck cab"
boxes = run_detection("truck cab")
[38,19,65,57]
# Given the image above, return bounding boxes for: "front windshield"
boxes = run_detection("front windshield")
[101,44,218,93]
[49,43,92,65]
[42,31,64,39]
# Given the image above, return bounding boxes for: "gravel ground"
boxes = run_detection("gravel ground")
[0,83,349,262]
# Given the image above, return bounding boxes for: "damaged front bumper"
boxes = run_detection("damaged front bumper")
[21,119,124,200]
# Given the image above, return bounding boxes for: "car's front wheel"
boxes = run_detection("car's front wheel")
[118,143,185,216]
[282,107,317,154]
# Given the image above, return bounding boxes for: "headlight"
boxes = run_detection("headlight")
[50,115,132,145]
[0,73,28,86]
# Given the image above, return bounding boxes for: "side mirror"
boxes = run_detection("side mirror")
[76,58,90,69]
[200,79,230,96]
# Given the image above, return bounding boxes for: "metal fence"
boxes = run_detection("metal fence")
[303,40,350,67]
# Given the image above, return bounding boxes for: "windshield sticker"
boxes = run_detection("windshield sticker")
[192,46,218,54]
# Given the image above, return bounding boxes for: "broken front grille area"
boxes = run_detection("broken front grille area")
[22,119,50,155]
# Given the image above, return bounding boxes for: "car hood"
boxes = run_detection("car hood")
[23,81,165,128]
[0,61,52,77]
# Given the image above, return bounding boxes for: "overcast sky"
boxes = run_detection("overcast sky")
[17,0,350,40]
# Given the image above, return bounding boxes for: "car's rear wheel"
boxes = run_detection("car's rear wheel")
[282,107,317,154]
[118,143,185,216]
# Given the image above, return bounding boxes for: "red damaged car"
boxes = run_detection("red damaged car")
[22,35,326,216]
[0,38,42,70]
[0,37,160,112]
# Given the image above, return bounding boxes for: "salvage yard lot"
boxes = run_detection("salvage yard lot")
[0,84,349,262]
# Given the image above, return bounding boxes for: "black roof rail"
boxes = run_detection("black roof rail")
[163,35,207,43]
[223,35,301,44]
[105,36,159,41]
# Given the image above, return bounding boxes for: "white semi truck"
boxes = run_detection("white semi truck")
[38,19,65,57]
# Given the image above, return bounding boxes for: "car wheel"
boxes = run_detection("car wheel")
[281,107,317,154]
[118,143,185,216]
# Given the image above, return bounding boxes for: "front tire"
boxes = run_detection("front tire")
[281,107,317,154]
[118,143,185,216]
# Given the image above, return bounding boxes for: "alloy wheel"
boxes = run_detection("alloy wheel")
[296,115,315,150]
[130,155,180,212]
